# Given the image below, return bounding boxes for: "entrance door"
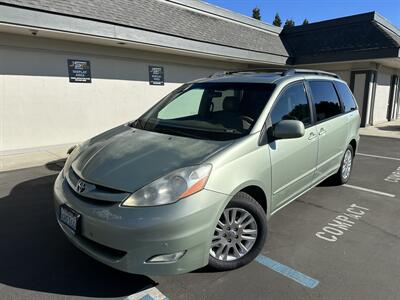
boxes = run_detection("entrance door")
[350,72,369,126]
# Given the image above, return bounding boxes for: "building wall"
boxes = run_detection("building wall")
[0,33,246,153]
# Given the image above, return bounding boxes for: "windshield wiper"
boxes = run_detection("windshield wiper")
[155,126,202,139]
[223,128,242,134]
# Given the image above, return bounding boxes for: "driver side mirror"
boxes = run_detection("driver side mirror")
[273,120,305,139]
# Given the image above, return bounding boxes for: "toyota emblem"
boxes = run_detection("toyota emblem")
[76,180,86,193]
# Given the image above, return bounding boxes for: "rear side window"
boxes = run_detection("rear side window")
[309,81,342,122]
[271,82,311,126]
[335,81,357,113]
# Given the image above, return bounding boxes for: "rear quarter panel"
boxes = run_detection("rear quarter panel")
[347,110,361,147]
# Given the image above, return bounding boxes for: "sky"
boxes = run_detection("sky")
[203,0,400,28]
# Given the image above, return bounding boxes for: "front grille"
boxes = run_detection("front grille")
[65,183,116,206]
[66,168,130,204]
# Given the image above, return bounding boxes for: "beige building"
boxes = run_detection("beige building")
[0,0,399,156]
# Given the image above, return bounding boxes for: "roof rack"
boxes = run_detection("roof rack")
[284,69,340,78]
[209,68,340,79]
[209,68,289,78]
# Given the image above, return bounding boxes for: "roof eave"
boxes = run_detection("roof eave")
[0,4,289,65]
[291,48,400,65]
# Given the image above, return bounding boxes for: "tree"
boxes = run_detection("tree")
[252,7,261,20]
[283,19,295,29]
[272,13,282,27]
[302,18,309,25]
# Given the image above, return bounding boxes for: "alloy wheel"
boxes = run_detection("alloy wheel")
[210,208,258,261]
[342,149,353,180]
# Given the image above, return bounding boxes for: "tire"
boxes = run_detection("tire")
[331,144,354,185]
[208,192,267,271]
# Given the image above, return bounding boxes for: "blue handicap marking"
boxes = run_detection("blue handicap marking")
[255,255,319,288]
[139,295,154,300]
[124,287,169,300]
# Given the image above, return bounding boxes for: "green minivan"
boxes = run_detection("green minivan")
[54,69,360,275]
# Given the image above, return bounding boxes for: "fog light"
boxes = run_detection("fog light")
[146,251,186,263]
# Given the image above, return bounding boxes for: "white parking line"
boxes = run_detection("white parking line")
[343,184,396,198]
[357,153,400,162]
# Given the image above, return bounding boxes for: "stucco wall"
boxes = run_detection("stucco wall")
[0,33,245,153]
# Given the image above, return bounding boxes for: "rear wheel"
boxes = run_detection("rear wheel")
[208,192,267,271]
[331,144,354,185]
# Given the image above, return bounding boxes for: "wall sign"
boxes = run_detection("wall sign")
[149,65,164,85]
[68,59,92,83]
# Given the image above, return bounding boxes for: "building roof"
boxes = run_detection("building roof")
[0,1,399,67]
[281,12,400,65]
[0,0,288,59]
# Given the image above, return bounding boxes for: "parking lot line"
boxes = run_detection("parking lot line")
[357,153,400,161]
[255,255,319,288]
[124,287,169,300]
[343,184,396,198]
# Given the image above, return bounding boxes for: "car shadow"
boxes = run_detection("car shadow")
[0,173,155,298]
[45,159,65,172]
[317,176,340,187]
[377,125,400,132]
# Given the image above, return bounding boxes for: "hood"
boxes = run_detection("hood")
[72,125,231,192]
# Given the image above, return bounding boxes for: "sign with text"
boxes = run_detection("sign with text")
[68,59,92,83]
[149,66,164,85]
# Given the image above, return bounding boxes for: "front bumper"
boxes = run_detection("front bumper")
[54,172,229,275]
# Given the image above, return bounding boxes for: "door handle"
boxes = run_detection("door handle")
[308,132,317,140]
[319,128,326,135]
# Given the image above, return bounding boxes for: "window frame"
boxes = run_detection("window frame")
[305,79,345,125]
[268,80,315,129]
[259,80,314,145]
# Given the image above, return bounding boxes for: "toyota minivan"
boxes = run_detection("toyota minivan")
[54,69,360,275]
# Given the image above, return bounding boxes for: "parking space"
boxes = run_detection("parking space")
[1,135,399,300]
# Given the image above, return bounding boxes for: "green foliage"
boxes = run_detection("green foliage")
[302,18,309,25]
[284,19,295,29]
[273,13,282,27]
[252,7,261,20]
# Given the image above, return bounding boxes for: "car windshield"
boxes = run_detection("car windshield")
[134,82,276,141]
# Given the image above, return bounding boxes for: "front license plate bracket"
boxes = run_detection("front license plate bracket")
[59,204,81,234]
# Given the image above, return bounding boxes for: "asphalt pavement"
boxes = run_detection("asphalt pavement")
[0,135,399,300]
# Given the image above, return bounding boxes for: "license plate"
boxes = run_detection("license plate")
[59,205,80,234]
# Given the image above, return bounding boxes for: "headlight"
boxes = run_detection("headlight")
[122,164,212,207]
[62,145,80,177]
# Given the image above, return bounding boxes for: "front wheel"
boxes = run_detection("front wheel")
[208,192,267,271]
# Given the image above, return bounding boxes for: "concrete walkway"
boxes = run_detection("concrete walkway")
[0,144,72,172]
[359,119,400,139]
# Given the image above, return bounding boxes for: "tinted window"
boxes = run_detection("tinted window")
[335,81,357,113]
[309,81,342,122]
[271,82,311,126]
